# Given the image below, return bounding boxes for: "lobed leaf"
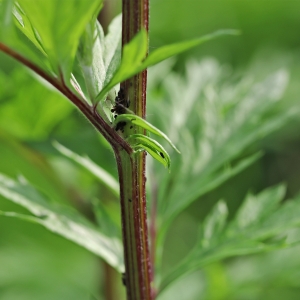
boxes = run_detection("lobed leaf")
[159,185,300,293]
[149,64,291,251]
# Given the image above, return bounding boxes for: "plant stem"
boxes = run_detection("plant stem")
[114,1,153,299]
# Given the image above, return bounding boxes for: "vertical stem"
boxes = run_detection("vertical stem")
[115,1,152,299]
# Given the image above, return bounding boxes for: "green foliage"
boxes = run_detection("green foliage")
[96,29,238,102]
[0,173,124,272]
[158,190,300,299]
[0,68,73,140]
[16,0,102,78]
[145,58,300,291]
[159,185,300,292]
[114,114,180,153]
[53,141,119,195]
[1,1,300,299]
[77,14,121,103]
[148,59,293,232]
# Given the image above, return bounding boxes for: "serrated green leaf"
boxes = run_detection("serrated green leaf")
[115,114,180,153]
[129,134,171,169]
[0,173,124,271]
[96,29,238,102]
[53,141,119,196]
[17,0,103,79]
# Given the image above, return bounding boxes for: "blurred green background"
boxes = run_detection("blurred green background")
[1,0,300,299]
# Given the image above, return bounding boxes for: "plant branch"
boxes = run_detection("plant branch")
[0,42,132,154]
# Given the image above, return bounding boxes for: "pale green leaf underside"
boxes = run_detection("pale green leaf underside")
[130,134,171,169]
[53,141,119,196]
[96,29,239,101]
[115,114,180,153]
[0,173,124,271]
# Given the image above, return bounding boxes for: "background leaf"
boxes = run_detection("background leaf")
[53,141,119,195]
[146,58,299,285]
[159,185,300,293]
[0,173,124,272]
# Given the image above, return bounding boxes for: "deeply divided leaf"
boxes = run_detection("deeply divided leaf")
[160,185,300,293]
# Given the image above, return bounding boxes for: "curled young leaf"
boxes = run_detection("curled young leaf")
[129,134,171,169]
[115,114,180,153]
